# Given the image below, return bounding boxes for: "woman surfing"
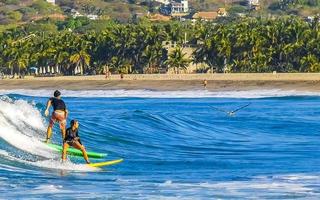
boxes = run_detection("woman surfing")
[44,90,68,143]
[62,120,90,164]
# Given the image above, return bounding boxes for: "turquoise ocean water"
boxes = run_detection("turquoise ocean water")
[0,89,319,199]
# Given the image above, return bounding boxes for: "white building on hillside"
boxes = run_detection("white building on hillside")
[71,9,84,18]
[155,0,170,5]
[87,14,99,20]
[247,0,259,9]
[159,0,189,15]
[171,0,189,14]
[46,0,55,5]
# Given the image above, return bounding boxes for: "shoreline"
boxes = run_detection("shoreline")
[1,73,320,91]
[9,73,320,81]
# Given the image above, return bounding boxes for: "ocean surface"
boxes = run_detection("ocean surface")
[0,89,320,199]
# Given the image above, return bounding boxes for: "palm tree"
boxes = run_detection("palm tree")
[1,16,320,75]
[70,50,91,75]
[300,54,320,72]
[165,46,190,74]
[142,45,159,73]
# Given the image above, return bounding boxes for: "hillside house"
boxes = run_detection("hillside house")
[171,0,189,13]
[217,8,227,16]
[192,12,218,21]
[192,8,227,22]
[87,14,98,20]
[247,0,260,10]
[160,0,189,16]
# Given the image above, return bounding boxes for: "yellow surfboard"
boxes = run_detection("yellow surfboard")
[87,158,123,168]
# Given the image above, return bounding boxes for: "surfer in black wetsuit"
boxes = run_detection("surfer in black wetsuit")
[62,120,90,164]
[45,90,68,143]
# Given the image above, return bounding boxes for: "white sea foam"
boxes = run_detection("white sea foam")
[0,144,96,172]
[0,89,319,98]
[0,97,97,172]
[32,159,98,171]
[32,185,66,194]
[0,98,54,158]
[110,174,320,199]
[156,174,319,197]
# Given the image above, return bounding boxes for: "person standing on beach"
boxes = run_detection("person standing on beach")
[44,90,68,143]
[104,66,110,79]
[203,79,207,89]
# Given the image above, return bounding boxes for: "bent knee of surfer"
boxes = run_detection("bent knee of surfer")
[45,90,68,143]
[73,140,90,164]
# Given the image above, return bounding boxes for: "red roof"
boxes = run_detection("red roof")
[192,12,218,20]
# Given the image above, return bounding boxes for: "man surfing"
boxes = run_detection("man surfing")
[44,90,68,143]
[62,120,90,164]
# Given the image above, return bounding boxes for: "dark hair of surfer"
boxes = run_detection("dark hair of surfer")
[70,119,78,127]
[54,90,61,97]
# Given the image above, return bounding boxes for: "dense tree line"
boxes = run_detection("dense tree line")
[0,16,319,76]
[194,16,320,72]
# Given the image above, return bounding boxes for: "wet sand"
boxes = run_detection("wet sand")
[0,73,320,91]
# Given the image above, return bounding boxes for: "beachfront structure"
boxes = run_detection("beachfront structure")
[162,41,208,74]
[46,0,55,5]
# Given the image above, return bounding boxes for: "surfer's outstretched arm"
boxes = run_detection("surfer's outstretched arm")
[44,99,52,143]
[45,99,52,117]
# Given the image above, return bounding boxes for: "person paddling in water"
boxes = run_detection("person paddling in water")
[45,90,68,143]
[62,120,90,164]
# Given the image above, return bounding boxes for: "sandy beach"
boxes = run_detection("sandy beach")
[1,73,320,91]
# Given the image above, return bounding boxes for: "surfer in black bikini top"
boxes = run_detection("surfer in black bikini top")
[62,120,90,164]
[45,90,68,143]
